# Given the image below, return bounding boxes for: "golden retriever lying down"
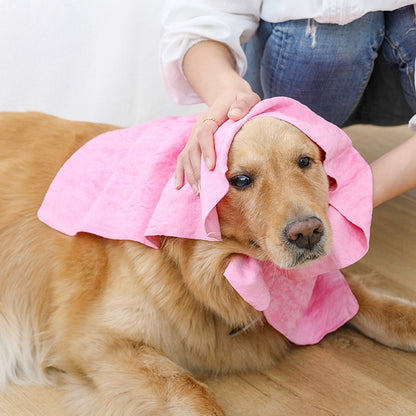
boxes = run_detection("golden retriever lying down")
[0,112,415,416]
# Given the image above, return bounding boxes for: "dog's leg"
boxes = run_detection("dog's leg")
[345,272,416,351]
[61,339,224,416]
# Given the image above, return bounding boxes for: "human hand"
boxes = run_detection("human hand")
[175,90,260,195]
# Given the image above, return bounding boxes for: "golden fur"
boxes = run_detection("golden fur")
[0,112,415,416]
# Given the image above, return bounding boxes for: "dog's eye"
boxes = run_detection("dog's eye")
[229,174,253,190]
[298,156,312,169]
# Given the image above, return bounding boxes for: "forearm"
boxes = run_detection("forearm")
[371,134,416,207]
[178,40,260,192]
[182,40,252,106]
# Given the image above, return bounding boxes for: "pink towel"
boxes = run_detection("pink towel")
[38,97,372,345]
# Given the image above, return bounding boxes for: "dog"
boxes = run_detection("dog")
[0,112,416,416]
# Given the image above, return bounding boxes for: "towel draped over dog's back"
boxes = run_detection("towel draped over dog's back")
[38,97,373,345]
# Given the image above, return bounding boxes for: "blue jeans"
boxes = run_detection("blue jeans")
[243,6,416,126]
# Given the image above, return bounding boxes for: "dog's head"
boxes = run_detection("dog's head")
[217,117,331,269]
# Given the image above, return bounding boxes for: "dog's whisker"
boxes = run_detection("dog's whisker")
[249,236,267,248]
[249,239,261,249]
[229,316,264,338]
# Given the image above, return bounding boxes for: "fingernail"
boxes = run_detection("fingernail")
[192,184,199,196]
[229,108,244,118]
[205,157,213,170]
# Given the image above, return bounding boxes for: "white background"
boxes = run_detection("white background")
[0,0,205,127]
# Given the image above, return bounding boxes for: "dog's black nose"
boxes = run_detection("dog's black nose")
[285,217,324,250]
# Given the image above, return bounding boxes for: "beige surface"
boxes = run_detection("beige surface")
[1,124,415,415]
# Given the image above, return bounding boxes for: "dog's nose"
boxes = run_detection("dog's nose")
[285,217,324,250]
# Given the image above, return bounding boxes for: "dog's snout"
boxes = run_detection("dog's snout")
[285,217,324,250]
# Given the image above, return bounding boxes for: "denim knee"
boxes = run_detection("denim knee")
[382,6,416,111]
[262,14,385,125]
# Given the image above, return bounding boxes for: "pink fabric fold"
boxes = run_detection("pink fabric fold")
[38,97,372,345]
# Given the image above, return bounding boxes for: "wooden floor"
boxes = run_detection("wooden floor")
[1,124,415,415]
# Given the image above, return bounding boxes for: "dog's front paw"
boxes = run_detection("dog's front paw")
[168,379,225,416]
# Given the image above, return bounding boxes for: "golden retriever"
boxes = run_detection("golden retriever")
[0,112,415,416]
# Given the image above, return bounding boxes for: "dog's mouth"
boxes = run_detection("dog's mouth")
[247,237,328,268]
[284,244,328,268]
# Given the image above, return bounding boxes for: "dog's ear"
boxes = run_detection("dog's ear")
[328,176,337,191]
[319,146,326,162]
[317,146,337,191]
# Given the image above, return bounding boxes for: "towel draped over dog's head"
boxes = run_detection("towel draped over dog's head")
[38,97,373,345]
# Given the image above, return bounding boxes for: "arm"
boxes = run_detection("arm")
[160,1,262,193]
[175,40,260,193]
[371,134,416,207]
[160,0,261,104]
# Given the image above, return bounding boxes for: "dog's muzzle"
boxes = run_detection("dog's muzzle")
[283,216,328,267]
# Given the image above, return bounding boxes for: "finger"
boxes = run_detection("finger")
[177,144,202,195]
[199,119,218,170]
[175,155,185,190]
[187,146,202,195]
[200,133,216,170]
[176,150,200,195]
[228,93,260,120]
[178,156,199,195]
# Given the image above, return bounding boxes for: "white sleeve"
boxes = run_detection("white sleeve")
[409,58,416,131]
[160,0,261,104]
[409,114,416,132]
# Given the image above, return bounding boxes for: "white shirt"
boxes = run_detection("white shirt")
[160,0,415,104]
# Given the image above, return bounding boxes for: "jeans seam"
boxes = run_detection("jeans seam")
[342,29,385,126]
[262,25,289,98]
[384,33,416,96]
[271,31,286,96]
